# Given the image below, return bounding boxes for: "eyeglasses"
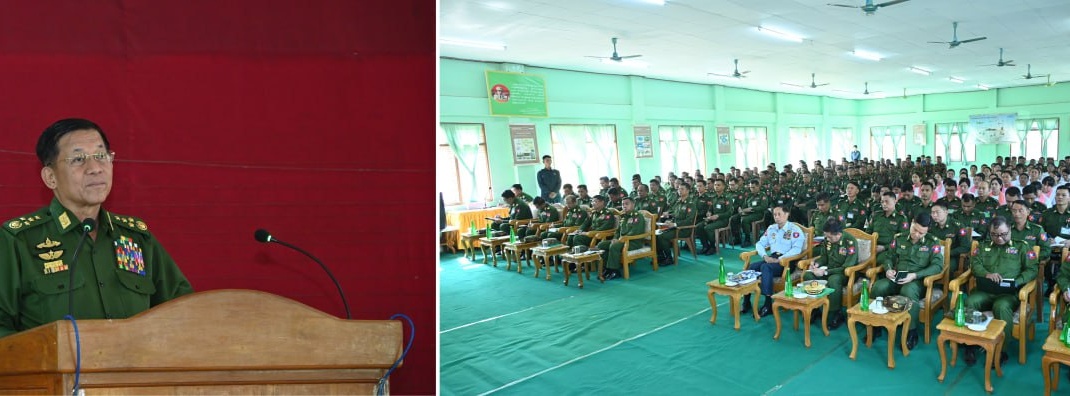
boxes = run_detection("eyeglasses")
[990,231,1010,239]
[59,151,116,168]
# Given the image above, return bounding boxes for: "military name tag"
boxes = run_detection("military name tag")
[1006,247,1019,254]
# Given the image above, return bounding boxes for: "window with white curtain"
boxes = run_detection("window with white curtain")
[438,124,492,205]
[550,124,619,188]
[787,127,818,166]
[658,125,705,176]
[870,125,906,161]
[829,127,853,163]
[733,126,768,170]
[1009,118,1059,160]
[934,122,975,164]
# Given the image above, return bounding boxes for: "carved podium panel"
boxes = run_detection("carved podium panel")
[0,289,403,394]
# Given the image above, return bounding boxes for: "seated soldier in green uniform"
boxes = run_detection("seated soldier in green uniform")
[0,118,194,338]
[729,179,768,246]
[575,184,593,207]
[1009,200,1052,259]
[962,217,1038,366]
[656,182,697,265]
[808,193,834,231]
[570,195,615,249]
[935,178,963,215]
[511,183,534,205]
[492,190,533,234]
[541,195,587,242]
[696,179,734,255]
[597,197,648,280]
[833,181,867,230]
[954,193,988,239]
[868,191,909,265]
[870,212,944,350]
[928,202,972,274]
[518,197,559,239]
[804,219,857,329]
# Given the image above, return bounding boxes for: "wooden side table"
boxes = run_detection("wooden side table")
[560,252,604,289]
[461,233,483,260]
[846,303,911,369]
[503,240,539,273]
[771,291,830,348]
[532,245,568,280]
[706,280,761,330]
[1042,331,1070,396]
[478,236,511,267]
[936,318,1006,394]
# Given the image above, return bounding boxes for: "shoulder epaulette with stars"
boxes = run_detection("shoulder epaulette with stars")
[5,212,47,234]
[108,213,151,234]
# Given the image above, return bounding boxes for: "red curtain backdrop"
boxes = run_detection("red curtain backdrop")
[0,1,435,394]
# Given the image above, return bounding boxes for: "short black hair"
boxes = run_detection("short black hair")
[989,215,1010,230]
[815,193,830,203]
[1004,186,1021,198]
[501,189,516,199]
[37,118,110,166]
[1022,184,1038,195]
[511,183,524,191]
[823,219,844,233]
[533,197,546,206]
[577,184,588,190]
[913,212,933,228]
[542,155,551,160]
[961,193,976,203]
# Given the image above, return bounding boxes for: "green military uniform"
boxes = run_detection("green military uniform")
[1040,206,1070,241]
[730,192,769,244]
[803,232,859,314]
[0,199,194,338]
[495,200,533,233]
[833,197,867,230]
[517,192,535,204]
[1010,221,1052,259]
[953,208,988,239]
[571,208,615,248]
[992,205,1012,224]
[911,201,934,222]
[928,218,972,273]
[657,196,698,257]
[870,232,945,331]
[519,205,559,239]
[542,206,588,241]
[696,193,735,249]
[936,195,963,215]
[597,209,648,270]
[867,210,909,264]
[634,195,660,214]
[965,240,1038,348]
[576,195,593,207]
[976,197,1000,219]
[896,196,921,220]
[1027,201,1047,224]
[809,209,834,231]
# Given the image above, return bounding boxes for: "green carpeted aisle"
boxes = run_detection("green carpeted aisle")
[440,246,1052,395]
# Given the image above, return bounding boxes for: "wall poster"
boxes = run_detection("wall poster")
[509,124,539,165]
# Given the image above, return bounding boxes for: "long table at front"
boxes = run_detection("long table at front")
[446,207,509,250]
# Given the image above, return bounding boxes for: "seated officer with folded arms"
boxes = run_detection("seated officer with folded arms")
[656,182,697,265]
[804,219,857,329]
[928,202,973,274]
[0,118,194,338]
[542,195,587,241]
[695,179,735,255]
[518,197,559,239]
[569,195,615,248]
[596,197,647,280]
[962,216,1038,366]
[868,191,909,265]
[870,212,944,350]
[741,204,805,317]
[492,189,533,234]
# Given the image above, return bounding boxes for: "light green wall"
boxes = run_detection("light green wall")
[440,58,1070,195]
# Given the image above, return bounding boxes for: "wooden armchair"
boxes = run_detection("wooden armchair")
[671,214,699,261]
[952,227,973,278]
[918,238,953,344]
[620,210,659,279]
[949,245,1039,365]
[739,222,814,293]
[1050,247,1070,333]
[843,228,878,309]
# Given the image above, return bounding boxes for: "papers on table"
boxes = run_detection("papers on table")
[972,230,981,238]
[1055,236,1068,246]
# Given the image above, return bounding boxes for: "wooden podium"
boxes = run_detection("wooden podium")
[0,289,403,395]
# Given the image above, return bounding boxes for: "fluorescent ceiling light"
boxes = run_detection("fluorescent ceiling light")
[977,84,990,90]
[949,76,965,83]
[908,66,932,76]
[601,58,648,68]
[757,26,803,43]
[852,50,882,61]
[637,0,666,4]
[439,38,506,51]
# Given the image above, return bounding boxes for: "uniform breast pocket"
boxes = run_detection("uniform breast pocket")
[32,273,86,296]
[28,274,87,321]
[116,270,157,313]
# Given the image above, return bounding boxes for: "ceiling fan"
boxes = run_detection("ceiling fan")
[783,73,830,89]
[928,22,986,48]
[708,59,750,78]
[1047,75,1057,87]
[1021,64,1049,80]
[982,48,1015,67]
[585,37,642,62]
[862,82,883,95]
[827,0,911,15]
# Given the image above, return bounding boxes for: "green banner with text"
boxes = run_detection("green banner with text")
[485,71,548,117]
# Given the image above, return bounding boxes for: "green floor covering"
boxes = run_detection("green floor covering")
[440,247,1054,395]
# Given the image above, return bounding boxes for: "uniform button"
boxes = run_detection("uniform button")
[99,282,105,287]
[105,314,112,319]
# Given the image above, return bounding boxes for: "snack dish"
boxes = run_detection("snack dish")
[728,270,759,285]
[883,295,912,313]
[802,280,825,295]
[868,300,889,314]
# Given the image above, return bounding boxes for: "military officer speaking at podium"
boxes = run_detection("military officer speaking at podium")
[0,118,194,338]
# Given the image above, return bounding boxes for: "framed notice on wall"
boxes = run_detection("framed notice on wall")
[716,126,731,154]
[913,124,926,146]
[486,71,548,117]
[509,124,539,165]
[634,125,653,158]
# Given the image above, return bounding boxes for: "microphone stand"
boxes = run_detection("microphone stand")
[272,239,352,320]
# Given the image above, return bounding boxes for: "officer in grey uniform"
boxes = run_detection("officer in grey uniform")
[742,204,806,317]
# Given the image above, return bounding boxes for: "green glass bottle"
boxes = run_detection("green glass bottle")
[955,291,966,327]
[470,220,477,235]
[485,224,492,239]
[509,227,516,243]
[784,267,793,296]
[860,278,869,312]
[718,257,726,285]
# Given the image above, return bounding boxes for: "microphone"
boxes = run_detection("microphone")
[68,218,97,318]
[254,228,351,319]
